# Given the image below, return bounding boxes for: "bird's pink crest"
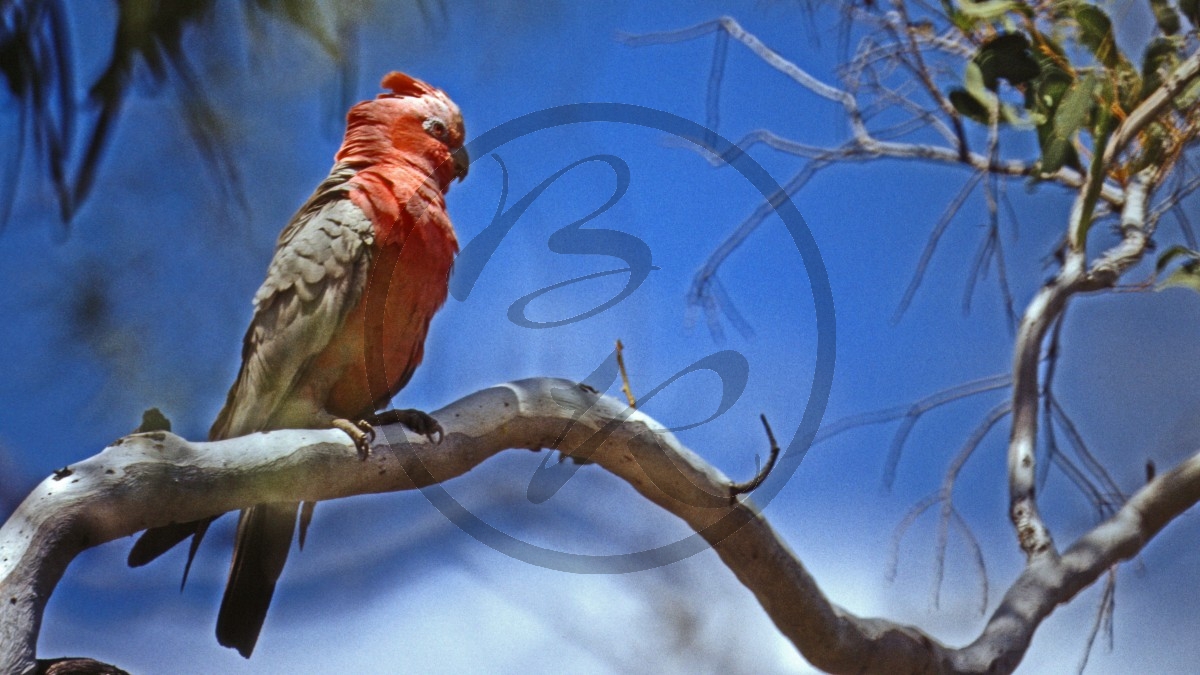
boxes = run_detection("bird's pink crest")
[379,71,438,100]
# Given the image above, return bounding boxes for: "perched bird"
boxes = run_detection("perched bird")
[127,71,468,657]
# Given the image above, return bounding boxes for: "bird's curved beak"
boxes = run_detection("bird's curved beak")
[452,147,470,182]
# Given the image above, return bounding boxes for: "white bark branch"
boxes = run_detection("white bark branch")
[1,377,1197,674]
[956,440,1200,672]
[1006,170,1155,559]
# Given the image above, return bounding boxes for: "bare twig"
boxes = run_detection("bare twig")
[1042,361,1114,518]
[950,509,990,617]
[894,172,984,322]
[887,493,940,582]
[933,401,1010,610]
[615,339,637,408]
[885,0,961,153]
[689,158,833,329]
[1149,173,1200,232]
[1076,568,1117,675]
[871,372,1013,490]
[729,414,782,500]
[1050,400,1125,515]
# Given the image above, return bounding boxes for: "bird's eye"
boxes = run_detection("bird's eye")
[424,118,449,141]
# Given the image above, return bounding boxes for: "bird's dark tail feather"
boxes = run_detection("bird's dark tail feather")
[128,517,215,590]
[216,502,298,658]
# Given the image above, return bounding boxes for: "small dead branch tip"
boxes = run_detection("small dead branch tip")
[615,339,637,408]
[729,414,781,502]
[135,407,172,433]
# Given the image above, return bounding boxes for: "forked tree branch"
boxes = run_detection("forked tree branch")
[3,377,1200,674]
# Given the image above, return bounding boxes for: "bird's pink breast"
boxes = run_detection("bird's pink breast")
[310,171,458,418]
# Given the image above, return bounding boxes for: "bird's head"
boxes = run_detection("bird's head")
[337,71,469,187]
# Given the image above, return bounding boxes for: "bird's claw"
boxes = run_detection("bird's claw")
[332,418,374,460]
[366,408,444,445]
[356,419,376,443]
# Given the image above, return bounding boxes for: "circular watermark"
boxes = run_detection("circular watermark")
[381,102,834,573]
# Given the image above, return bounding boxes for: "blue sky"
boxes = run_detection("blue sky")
[2,0,1199,672]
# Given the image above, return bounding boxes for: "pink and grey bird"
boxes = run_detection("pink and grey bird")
[128,71,468,657]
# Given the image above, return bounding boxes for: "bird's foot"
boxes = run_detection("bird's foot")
[331,418,375,460]
[366,408,444,444]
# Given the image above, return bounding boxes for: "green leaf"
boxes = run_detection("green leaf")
[1025,31,1072,110]
[950,61,1003,125]
[1075,5,1121,69]
[1142,37,1182,98]
[1156,245,1200,272]
[975,33,1042,90]
[964,62,998,105]
[1148,0,1182,34]
[1037,73,1096,174]
[1059,74,1098,133]
[959,0,1019,20]
[1001,102,1034,127]
[1038,129,1079,174]
[1035,70,1074,110]
[1114,62,1144,115]
[1176,77,1200,108]
[1159,265,1200,293]
[950,89,991,123]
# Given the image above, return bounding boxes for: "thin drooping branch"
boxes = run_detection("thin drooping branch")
[1076,569,1117,675]
[1049,400,1124,514]
[685,156,832,328]
[888,493,940,582]
[1149,170,1200,230]
[624,14,1134,203]
[933,401,1010,610]
[894,171,983,321]
[950,509,989,617]
[623,16,1130,333]
[1037,314,1123,518]
[3,378,1200,674]
[812,373,1011,446]
[886,400,1007,616]
[692,122,1119,195]
[885,0,959,144]
[882,373,1011,490]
